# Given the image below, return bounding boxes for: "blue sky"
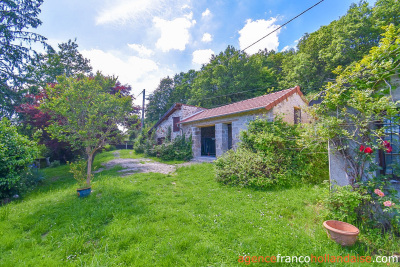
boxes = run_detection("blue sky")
[34,0,376,101]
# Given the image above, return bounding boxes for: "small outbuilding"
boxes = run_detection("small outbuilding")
[149,86,309,158]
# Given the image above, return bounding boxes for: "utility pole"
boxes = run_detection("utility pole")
[141,89,145,132]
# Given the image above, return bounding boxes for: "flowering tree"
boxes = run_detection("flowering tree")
[16,78,138,163]
[40,73,132,186]
[310,25,400,234]
[310,25,400,185]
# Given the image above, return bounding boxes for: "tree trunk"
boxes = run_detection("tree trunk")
[87,153,93,186]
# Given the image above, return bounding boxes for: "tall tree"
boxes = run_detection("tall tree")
[279,1,382,93]
[146,77,174,123]
[26,39,92,91]
[41,73,132,185]
[188,46,277,108]
[0,0,47,119]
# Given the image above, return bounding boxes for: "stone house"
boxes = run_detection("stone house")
[149,86,309,158]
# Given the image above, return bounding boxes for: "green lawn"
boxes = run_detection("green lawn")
[0,151,397,266]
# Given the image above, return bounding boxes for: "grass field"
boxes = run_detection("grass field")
[0,150,398,266]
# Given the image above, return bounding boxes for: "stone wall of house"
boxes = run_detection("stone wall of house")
[183,109,273,157]
[154,105,201,142]
[272,93,310,124]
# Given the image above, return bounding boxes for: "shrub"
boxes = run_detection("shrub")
[215,148,278,188]
[322,178,400,236]
[49,160,61,168]
[215,118,328,189]
[0,118,38,199]
[69,159,92,189]
[321,185,370,223]
[158,135,192,161]
[133,131,192,161]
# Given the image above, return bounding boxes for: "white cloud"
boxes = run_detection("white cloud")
[201,33,212,43]
[192,49,214,65]
[96,0,189,25]
[238,18,281,55]
[80,49,171,100]
[281,38,300,52]
[202,8,211,18]
[154,16,196,52]
[128,44,154,57]
[184,11,193,20]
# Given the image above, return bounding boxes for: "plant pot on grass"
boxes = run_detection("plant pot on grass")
[69,159,93,198]
[323,220,359,246]
[76,187,91,197]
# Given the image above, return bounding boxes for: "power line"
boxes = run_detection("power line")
[184,0,326,106]
[146,0,326,111]
[242,0,326,53]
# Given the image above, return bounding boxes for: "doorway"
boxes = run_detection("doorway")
[201,126,216,156]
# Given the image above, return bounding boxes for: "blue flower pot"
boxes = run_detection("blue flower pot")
[77,187,91,197]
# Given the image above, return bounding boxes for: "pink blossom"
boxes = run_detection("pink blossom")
[374,189,385,197]
[383,201,395,207]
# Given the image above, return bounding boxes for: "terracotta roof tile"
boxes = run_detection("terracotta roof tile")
[180,86,303,124]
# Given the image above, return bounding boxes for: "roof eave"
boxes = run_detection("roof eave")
[180,106,268,125]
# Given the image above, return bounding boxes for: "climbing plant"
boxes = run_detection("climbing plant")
[310,25,400,185]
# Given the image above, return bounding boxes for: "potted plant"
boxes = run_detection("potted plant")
[69,159,93,197]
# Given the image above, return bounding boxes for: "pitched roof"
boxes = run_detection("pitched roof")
[148,103,205,134]
[180,86,304,124]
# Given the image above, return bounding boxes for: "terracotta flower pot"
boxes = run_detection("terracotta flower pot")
[323,220,359,246]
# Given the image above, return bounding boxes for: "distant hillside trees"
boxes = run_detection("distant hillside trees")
[147,0,400,122]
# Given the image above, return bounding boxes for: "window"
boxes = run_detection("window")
[382,118,400,175]
[294,108,301,124]
[157,137,165,145]
[173,117,180,132]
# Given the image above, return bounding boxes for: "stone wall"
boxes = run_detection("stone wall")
[273,93,310,124]
[184,109,273,156]
[154,105,202,142]
[156,92,309,158]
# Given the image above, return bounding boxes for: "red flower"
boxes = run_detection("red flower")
[359,145,365,152]
[383,141,393,153]
[364,147,373,154]
[383,140,390,147]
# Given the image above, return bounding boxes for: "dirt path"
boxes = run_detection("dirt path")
[102,158,176,176]
[94,152,214,176]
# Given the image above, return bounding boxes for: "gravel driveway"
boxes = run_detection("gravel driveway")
[93,151,215,176]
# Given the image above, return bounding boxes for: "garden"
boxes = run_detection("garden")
[1,150,398,266]
[1,1,400,265]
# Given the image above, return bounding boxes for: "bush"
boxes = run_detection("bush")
[49,160,61,168]
[0,118,39,199]
[158,135,192,161]
[133,132,192,161]
[215,148,278,188]
[69,159,92,188]
[322,178,400,236]
[215,118,329,189]
[321,185,370,223]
